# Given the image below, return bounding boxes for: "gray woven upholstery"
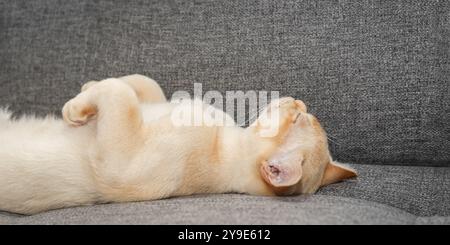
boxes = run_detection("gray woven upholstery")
[0,0,449,224]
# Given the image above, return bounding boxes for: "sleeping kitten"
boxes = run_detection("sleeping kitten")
[0,74,356,214]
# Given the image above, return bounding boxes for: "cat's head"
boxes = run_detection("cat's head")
[259,99,357,195]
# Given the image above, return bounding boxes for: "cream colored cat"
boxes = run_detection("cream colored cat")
[0,74,356,214]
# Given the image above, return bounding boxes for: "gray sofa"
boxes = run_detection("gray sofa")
[0,0,449,225]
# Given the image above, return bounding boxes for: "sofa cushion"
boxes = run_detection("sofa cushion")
[0,0,449,166]
[1,195,448,225]
[318,164,450,216]
[415,216,450,225]
[0,164,448,224]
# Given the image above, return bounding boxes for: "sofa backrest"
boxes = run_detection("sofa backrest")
[1,0,448,166]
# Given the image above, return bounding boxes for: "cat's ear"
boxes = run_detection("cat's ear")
[260,161,303,187]
[320,161,357,187]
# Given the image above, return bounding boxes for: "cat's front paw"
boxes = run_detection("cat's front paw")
[273,97,306,136]
[62,95,97,127]
[253,97,306,139]
[81,80,99,92]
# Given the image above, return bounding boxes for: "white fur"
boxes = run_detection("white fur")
[0,108,12,124]
[0,114,101,214]
[0,101,269,214]
[0,75,355,214]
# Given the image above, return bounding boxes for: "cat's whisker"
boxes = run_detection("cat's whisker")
[326,133,339,139]
[327,136,340,145]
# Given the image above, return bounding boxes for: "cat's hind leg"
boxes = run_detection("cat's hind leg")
[118,74,167,103]
[81,74,166,103]
[62,78,151,201]
[63,78,145,156]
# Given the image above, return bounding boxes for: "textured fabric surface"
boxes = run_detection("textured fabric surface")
[0,195,448,225]
[416,216,450,225]
[0,0,449,166]
[0,164,449,224]
[317,164,450,216]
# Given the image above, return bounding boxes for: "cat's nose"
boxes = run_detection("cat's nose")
[295,100,307,113]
